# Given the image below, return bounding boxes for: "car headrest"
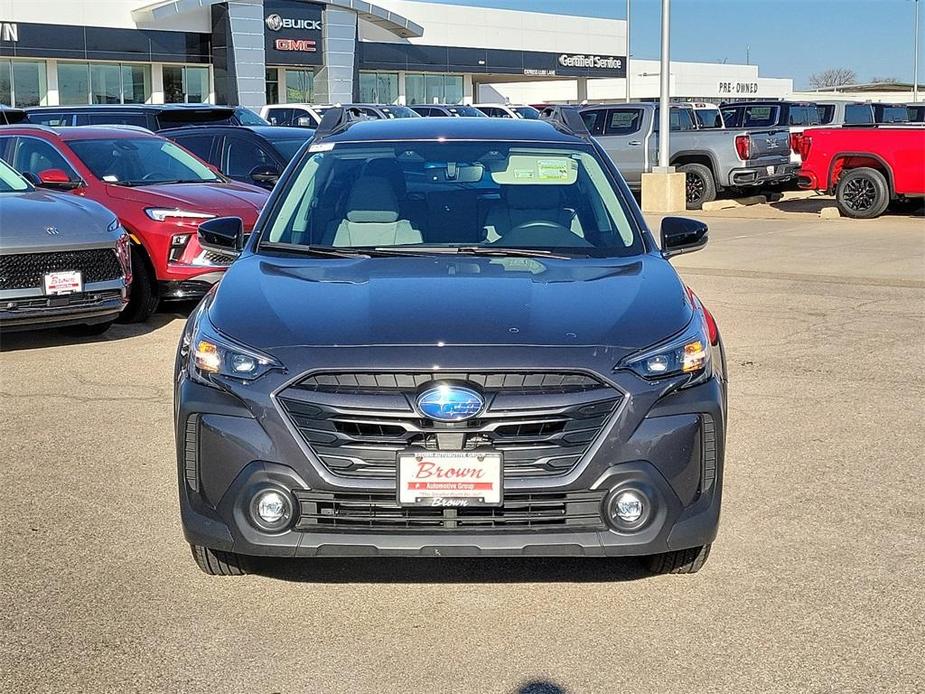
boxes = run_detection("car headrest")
[346,176,400,223]
[503,184,563,210]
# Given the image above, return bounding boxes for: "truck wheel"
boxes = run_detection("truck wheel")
[118,246,159,323]
[190,544,247,576]
[836,167,890,219]
[645,544,711,574]
[678,163,716,210]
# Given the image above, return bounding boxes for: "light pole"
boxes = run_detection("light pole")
[657,0,670,168]
[625,0,631,103]
[915,0,920,101]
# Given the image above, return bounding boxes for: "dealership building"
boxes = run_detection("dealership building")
[0,0,791,109]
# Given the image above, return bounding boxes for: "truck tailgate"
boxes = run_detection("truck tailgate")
[746,129,791,159]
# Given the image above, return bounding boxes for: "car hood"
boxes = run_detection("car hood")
[105,181,267,223]
[209,254,692,354]
[0,189,119,253]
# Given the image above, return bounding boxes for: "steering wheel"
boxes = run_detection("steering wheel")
[494,220,593,248]
[141,171,172,182]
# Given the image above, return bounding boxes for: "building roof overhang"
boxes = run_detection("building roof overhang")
[132,0,423,38]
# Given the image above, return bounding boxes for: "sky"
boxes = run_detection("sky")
[403,0,923,89]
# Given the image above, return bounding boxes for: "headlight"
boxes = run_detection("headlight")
[187,311,282,382]
[619,318,711,384]
[145,208,216,222]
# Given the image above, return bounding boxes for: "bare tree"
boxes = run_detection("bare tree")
[808,68,858,89]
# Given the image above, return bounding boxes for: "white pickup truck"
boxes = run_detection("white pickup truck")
[580,103,796,209]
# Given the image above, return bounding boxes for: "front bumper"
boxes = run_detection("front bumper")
[159,272,225,301]
[727,162,799,187]
[0,283,127,331]
[175,349,727,559]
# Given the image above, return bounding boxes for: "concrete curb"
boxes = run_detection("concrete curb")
[701,195,767,212]
[820,207,841,219]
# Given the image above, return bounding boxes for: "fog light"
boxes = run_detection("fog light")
[251,489,292,530]
[612,490,644,523]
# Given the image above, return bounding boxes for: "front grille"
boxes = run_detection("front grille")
[277,371,622,478]
[292,489,607,532]
[1,289,122,312]
[0,249,122,291]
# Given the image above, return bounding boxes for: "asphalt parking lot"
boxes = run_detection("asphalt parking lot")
[1,201,923,693]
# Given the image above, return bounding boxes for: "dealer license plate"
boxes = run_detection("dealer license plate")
[398,451,502,507]
[43,271,82,295]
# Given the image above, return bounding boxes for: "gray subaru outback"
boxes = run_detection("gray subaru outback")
[175,108,727,576]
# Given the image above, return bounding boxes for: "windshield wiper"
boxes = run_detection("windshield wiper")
[373,246,572,259]
[260,242,372,258]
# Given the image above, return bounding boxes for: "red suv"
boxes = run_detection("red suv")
[0,126,269,321]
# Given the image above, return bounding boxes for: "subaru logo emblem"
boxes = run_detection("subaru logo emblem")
[416,384,484,422]
[265,13,283,31]
[45,226,59,235]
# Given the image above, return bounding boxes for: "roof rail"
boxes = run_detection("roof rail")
[538,105,590,138]
[313,106,371,140]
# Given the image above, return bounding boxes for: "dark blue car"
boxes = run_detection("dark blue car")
[175,108,728,576]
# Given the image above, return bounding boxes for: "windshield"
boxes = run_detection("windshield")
[445,105,487,117]
[268,136,313,161]
[375,106,420,119]
[0,158,30,192]
[69,138,221,186]
[515,106,541,120]
[741,106,779,127]
[236,107,269,125]
[263,141,643,257]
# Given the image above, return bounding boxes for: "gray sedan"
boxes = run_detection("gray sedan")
[0,159,130,333]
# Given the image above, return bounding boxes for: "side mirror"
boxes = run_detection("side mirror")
[198,217,244,255]
[37,168,81,190]
[660,217,708,259]
[296,116,314,127]
[249,164,280,187]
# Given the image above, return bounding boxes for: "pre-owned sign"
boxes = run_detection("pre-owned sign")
[263,0,323,66]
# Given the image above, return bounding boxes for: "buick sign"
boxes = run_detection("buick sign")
[265,13,321,32]
[416,384,485,422]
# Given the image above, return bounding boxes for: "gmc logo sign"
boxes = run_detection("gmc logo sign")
[275,38,317,52]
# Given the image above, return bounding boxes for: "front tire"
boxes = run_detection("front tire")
[836,167,890,219]
[190,544,247,576]
[645,544,712,575]
[118,246,159,323]
[678,163,717,210]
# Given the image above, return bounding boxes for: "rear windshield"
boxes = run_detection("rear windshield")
[263,141,643,257]
[693,109,723,128]
[69,138,221,186]
[742,106,779,127]
[0,158,30,192]
[876,105,909,123]
[845,104,874,124]
[236,108,269,125]
[375,106,419,119]
[788,106,821,126]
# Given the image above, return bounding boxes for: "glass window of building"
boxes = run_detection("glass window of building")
[0,60,47,107]
[358,71,398,104]
[57,62,150,105]
[285,69,314,102]
[58,63,90,105]
[266,68,279,104]
[164,65,211,104]
[405,73,464,105]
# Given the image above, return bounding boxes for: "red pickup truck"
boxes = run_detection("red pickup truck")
[797,126,925,218]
